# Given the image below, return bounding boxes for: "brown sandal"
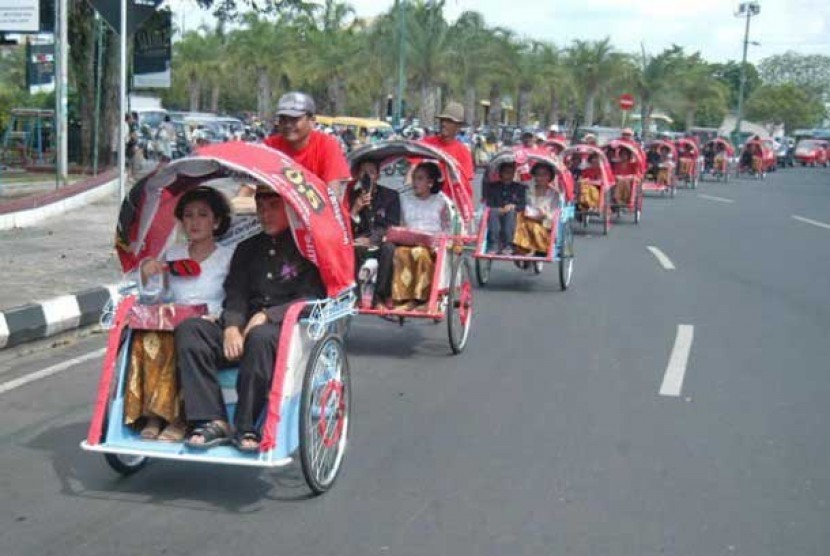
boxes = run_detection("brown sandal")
[157,421,187,442]
[139,417,163,440]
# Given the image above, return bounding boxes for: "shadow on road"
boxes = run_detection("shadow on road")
[26,420,319,514]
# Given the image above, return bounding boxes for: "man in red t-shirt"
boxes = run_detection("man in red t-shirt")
[421,101,474,200]
[264,92,351,197]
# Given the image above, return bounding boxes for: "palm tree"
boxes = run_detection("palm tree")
[565,38,624,126]
[448,10,494,126]
[174,30,215,111]
[483,28,520,127]
[534,42,575,127]
[672,62,728,130]
[406,0,451,124]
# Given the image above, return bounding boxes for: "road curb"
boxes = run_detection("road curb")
[0,285,117,350]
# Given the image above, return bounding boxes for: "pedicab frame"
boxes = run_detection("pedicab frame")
[642,139,678,198]
[737,138,775,180]
[675,137,701,189]
[562,144,616,236]
[472,149,575,290]
[347,140,476,355]
[81,142,356,494]
[702,137,735,182]
[605,140,644,225]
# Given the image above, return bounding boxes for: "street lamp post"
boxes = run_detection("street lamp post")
[733,1,760,145]
[393,0,407,129]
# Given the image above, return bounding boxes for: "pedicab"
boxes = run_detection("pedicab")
[737,138,775,179]
[472,149,575,289]
[544,138,569,157]
[794,138,829,167]
[605,140,644,224]
[562,144,615,235]
[675,137,700,188]
[81,142,356,494]
[347,140,475,355]
[701,137,734,182]
[642,139,677,197]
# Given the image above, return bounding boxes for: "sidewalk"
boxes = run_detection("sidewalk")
[0,196,123,348]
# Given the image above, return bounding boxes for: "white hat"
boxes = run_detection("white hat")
[549,124,560,132]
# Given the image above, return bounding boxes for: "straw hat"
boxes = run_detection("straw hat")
[436,102,466,124]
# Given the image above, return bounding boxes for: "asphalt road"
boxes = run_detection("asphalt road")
[1,166,829,556]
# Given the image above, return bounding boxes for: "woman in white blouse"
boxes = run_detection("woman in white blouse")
[124,186,233,442]
[376,162,450,311]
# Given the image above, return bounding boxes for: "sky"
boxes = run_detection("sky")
[168,0,830,63]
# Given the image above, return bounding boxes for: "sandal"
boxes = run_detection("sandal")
[139,417,163,440]
[157,421,187,443]
[233,431,261,453]
[184,421,231,450]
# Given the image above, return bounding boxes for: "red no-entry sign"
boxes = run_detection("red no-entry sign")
[619,94,635,111]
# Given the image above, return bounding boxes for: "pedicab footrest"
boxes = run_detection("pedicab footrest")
[306,289,357,341]
[80,440,293,468]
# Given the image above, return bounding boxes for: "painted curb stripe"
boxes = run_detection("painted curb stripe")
[41,295,82,337]
[0,313,8,349]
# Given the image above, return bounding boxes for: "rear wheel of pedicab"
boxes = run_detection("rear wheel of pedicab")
[300,335,351,495]
[104,453,149,476]
[447,256,473,354]
[602,199,610,236]
[474,257,491,286]
[558,222,575,291]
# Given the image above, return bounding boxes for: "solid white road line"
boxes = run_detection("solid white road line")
[647,246,676,270]
[698,194,735,204]
[792,215,830,231]
[0,348,105,395]
[659,325,695,397]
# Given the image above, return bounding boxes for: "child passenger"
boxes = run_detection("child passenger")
[483,161,526,254]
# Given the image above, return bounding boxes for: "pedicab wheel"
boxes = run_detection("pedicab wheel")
[104,453,149,476]
[474,257,491,286]
[299,335,351,495]
[602,206,610,236]
[447,256,473,355]
[558,223,574,291]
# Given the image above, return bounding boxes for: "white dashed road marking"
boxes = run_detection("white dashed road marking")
[647,246,676,270]
[659,325,695,397]
[792,215,830,231]
[698,194,735,204]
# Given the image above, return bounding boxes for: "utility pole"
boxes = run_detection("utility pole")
[733,1,760,145]
[54,0,68,187]
[394,0,406,129]
[119,0,128,201]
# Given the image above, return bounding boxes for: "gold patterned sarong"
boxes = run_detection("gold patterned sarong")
[392,246,435,302]
[513,214,551,255]
[714,155,726,172]
[614,177,633,205]
[124,331,181,426]
[578,180,600,210]
[679,158,693,177]
[752,156,762,172]
[657,167,671,185]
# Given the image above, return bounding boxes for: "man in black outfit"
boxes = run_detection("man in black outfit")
[176,188,325,452]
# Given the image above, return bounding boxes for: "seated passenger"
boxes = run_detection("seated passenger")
[678,145,695,177]
[375,162,450,311]
[176,187,325,452]
[514,162,560,257]
[612,148,639,206]
[578,153,603,209]
[483,160,526,254]
[125,186,234,442]
[348,160,401,272]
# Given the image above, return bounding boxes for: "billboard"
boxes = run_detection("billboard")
[132,9,170,88]
[0,0,39,32]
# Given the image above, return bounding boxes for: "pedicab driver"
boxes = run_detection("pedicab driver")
[176,188,326,452]
[264,92,351,198]
[421,101,475,200]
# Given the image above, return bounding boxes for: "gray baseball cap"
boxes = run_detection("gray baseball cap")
[276,92,316,117]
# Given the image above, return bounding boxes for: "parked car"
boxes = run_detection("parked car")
[794,139,829,167]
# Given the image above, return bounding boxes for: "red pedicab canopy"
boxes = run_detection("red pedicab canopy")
[487,149,575,202]
[561,144,615,191]
[645,139,679,162]
[676,137,700,159]
[705,137,735,157]
[544,138,569,156]
[347,140,474,226]
[605,139,646,177]
[115,141,355,297]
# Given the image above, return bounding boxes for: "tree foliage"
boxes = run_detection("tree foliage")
[745,83,827,132]
[759,51,830,101]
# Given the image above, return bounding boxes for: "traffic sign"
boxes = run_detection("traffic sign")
[619,93,635,111]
